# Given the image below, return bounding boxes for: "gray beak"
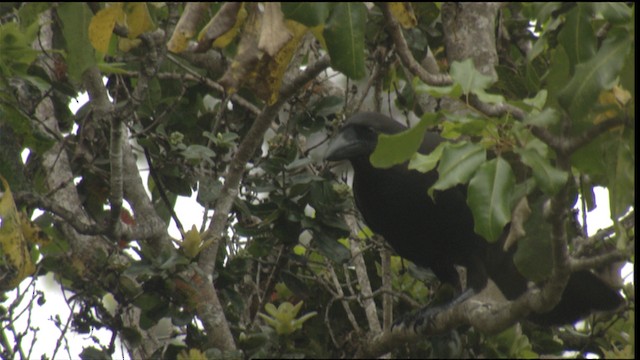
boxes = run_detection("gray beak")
[325,126,375,161]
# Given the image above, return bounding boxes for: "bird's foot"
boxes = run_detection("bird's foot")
[392,288,476,334]
[392,304,444,334]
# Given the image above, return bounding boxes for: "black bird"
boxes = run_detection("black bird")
[325,112,623,326]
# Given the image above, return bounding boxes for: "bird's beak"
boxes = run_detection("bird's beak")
[325,126,374,161]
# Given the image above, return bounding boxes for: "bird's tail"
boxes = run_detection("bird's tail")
[528,270,624,326]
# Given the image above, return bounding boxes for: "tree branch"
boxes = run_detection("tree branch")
[571,248,632,273]
[468,95,526,120]
[166,54,262,115]
[328,261,362,333]
[346,214,381,334]
[380,3,452,87]
[14,192,108,235]
[192,55,330,350]
[382,3,530,122]
[198,55,331,275]
[565,117,628,154]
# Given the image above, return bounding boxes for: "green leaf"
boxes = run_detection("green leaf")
[522,90,548,110]
[17,3,51,30]
[570,131,609,182]
[513,197,553,282]
[558,28,631,122]
[97,62,130,75]
[523,108,560,127]
[370,116,431,169]
[323,3,367,79]
[591,3,633,24]
[531,3,563,25]
[557,4,596,68]
[430,142,486,195]
[475,90,505,104]
[408,142,445,173]
[0,21,40,74]
[282,2,331,27]
[515,148,568,195]
[440,113,489,139]
[467,157,515,242]
[619,40,635,100]
[80,347,112,360]
[314,231,350,263]
[545,45,570,108]
[450,59,496,95]
[57,3,96,82]
[607,131,634,218]
[181,144,216,161]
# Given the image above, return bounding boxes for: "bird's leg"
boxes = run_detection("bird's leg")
[392,287,476,334]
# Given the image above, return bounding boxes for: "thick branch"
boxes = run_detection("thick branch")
[15,192,107,235]
[121,146,173,247]
[198,55,331,275]
[109,110,125,230]
[346,214,381,334]
[357,281,532,358]
[192,55,330,351]
[31,11,109,262]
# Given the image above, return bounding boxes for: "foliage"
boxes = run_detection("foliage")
[0,2,634,359]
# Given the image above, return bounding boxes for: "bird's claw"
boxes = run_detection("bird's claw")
[392,304,443,334]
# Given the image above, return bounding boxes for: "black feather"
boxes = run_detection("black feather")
[326,112,623,326]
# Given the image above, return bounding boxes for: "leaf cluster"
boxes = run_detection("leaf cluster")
[0,2,633,359]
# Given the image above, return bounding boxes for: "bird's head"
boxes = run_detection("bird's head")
[325,112,407,161]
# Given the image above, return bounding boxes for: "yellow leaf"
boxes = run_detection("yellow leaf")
[124,3,154,39]
[293,244,306,256]
[388,2,417,29]
[258,301,315,335]
[212,5,247,48]
[88,3,124,53]
[167,29,191,53]
[218,9,308,103]
[0,176,36,290]
[177,348,206,360]
[20,213,50,246]
[264,20,308,105]
[593,86,630,126]
[612,85,632,106]
[168,3,209,53]
[198,2,246,49]
[181,225,202,258]
[118,38,142,52]
[309,24,327,50]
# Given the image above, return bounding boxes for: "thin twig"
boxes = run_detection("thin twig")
[166,54,262,115]
[565,117,628,154]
